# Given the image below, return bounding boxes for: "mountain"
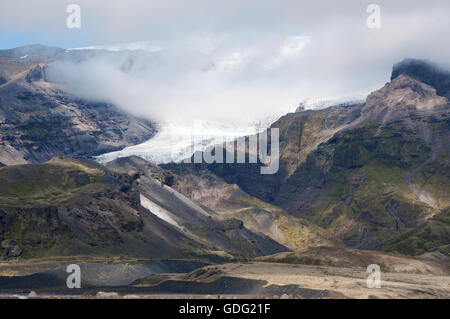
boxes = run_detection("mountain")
[0,45,156,165]
[0,44,65,61]
[0,45,66,87]
[163,60,450,255]
[0,156,288,260]
[0,55,448,265]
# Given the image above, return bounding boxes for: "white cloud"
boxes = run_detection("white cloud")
[280,36,310,57]
[4,0,449,125]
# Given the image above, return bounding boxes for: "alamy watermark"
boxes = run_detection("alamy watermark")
[366,4,381,29]
[366,264,381,288]
[66,4,81,29]
[66,4,381,30]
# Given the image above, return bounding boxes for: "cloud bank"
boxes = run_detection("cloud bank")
[2,0,450,123]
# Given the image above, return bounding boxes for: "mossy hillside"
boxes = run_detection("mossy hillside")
[0,196,146,259]
[0,159,155,260]
[227,206,336,251]
[415,153,450,206]
[0,160,106,206]
[330,121,430,170]
[232,192,278,210]
[277,121,441,248]
[276,214,334,250]
[184,217,286,260]
[383,208,450,256]
[0,208,77,258]
[326,183,436,248]
[208,178,336,251]
[277,111,327,175]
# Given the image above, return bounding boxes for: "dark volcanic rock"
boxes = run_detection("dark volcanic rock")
[1,239,22,257]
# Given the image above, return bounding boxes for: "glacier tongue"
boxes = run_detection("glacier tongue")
[95,119,275,164]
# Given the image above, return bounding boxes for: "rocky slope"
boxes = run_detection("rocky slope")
[383,207,449,258]
[0,44,65,85]
[0,45,156,165]
[0,157,201,259]
[106,156,288,258]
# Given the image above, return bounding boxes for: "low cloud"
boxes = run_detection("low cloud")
[7,0,449,124]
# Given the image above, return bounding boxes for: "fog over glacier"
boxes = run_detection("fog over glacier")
[94,120,276,164]
[4,0,450,162]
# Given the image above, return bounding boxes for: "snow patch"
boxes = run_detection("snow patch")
[140,194,183,229]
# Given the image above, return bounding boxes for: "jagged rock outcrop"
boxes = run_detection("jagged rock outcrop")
[26,65,48,83]
[362,74,448,126]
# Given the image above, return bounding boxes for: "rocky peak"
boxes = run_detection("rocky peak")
[391,59,450,99]
[26,64,48,83]
[0,44,64,61]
